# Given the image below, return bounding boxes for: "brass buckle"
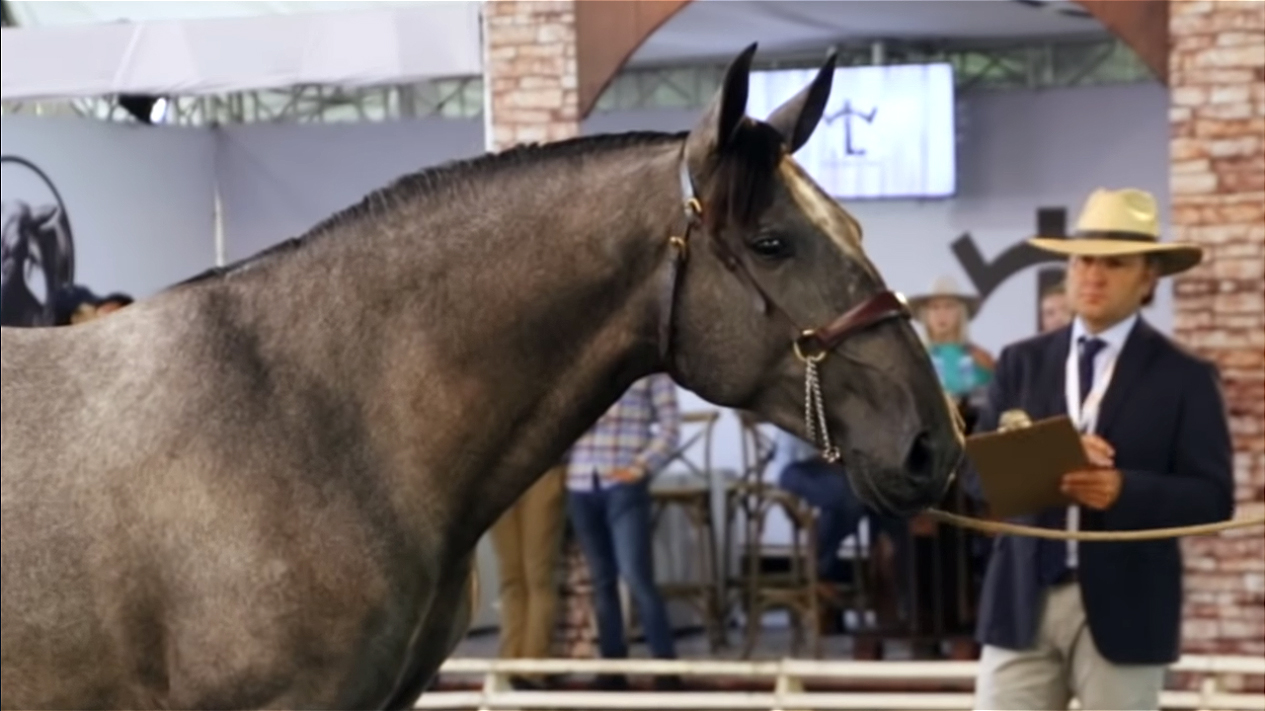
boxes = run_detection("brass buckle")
[686,197,702,218]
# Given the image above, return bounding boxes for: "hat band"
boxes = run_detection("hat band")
[1072,229,1159,243]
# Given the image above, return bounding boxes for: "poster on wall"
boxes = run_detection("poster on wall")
[746,63,957,200]
[1,115,216,327]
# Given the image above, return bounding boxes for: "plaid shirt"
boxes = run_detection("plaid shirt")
[565,374,680,491]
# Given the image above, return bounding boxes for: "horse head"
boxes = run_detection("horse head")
[662,44,964,515]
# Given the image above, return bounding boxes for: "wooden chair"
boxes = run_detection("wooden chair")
[647,410,727,651]
[847,395,988,660]
[724,413,824,658]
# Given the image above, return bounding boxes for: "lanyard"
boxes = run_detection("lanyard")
[1063,338,1116,551]
[1065,341,1118,434]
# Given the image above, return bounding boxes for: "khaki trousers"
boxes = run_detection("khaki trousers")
[974,582,1166,711]
[490,465,566,662]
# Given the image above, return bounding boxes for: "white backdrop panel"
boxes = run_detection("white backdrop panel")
[2,115,216,324]
[214,118,484,263]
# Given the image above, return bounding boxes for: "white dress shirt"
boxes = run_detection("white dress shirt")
[1063,312,1137,568]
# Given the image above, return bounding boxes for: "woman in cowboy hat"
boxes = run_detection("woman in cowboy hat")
[970,187,1232,711]
[909,275,995,403]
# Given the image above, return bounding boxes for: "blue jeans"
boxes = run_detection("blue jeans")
[778,458,865,581]
[566,477,677,660]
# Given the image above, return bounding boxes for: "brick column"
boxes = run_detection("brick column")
[1169,0,1265,683]
[481,0,596,659]
[483,0,579,150]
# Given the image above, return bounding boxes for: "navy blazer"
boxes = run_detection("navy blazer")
[969,317,1234,665]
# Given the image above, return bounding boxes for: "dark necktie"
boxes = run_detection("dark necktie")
[1079,337,1107,406]
[1037,335,1108,586]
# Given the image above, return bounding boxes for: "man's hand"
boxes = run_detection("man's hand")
[1061,434,1121,510]
[1061,469,1122,510]
[1081,433,1114,468]
[609,466,645,483]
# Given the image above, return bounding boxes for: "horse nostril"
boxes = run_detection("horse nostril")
[905,430,934,479]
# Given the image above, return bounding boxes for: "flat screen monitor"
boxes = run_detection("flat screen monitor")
[746,62,957,200]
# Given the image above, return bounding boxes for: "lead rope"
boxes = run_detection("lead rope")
[923,410,1265,541]
[924,508,1265,540]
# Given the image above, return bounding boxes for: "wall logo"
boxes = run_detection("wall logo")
[823,100,879,157]
[951,207,1069,332]
[1,155,78,327]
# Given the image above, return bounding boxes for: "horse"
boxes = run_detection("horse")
[1,44,964,710]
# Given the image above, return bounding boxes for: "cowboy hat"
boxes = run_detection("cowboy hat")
[907,275,981,319]
[1028,188,1203,276]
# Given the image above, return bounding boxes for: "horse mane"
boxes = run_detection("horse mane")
[305,130,687,239]
[169,122,784,290]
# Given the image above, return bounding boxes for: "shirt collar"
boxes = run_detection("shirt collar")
[1071,311,1138,356]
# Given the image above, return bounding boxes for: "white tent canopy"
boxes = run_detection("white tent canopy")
[1,0,1105,103]
[4,1,421,27]
[629,0,1101,66]
[1,1,482,101]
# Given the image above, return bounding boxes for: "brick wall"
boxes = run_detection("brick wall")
[1169,0,1265,684]
[482,0,596,659]
[482,0,579,151]
[552,536,599,658]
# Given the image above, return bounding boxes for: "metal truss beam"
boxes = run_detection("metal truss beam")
[2,36,1151,126]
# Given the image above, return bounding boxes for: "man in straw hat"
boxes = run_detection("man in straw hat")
[969,188,1234,710]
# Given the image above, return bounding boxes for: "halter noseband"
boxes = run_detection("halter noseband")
[659,151,912,462]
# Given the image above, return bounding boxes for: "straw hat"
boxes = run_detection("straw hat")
[907,275,980,319]
[1028,188,1203,276]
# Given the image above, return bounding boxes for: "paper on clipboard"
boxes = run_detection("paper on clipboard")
[965,414,1089,519]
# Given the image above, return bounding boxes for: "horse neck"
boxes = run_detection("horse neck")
[219,137,689,554]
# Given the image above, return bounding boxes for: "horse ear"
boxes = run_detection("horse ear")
[765,52,837,153]
[684,43,757,165]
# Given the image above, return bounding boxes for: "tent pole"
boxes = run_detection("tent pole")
[213,179,225,268]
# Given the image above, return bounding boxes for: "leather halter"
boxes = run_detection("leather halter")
[658,150,912,460]
[660,151,911,365]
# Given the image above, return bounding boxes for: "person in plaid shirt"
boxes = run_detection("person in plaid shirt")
[564,373,681,690]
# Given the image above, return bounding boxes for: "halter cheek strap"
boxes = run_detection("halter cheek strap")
[656,160,701,364]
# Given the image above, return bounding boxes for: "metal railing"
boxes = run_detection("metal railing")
[417,655,1265,710]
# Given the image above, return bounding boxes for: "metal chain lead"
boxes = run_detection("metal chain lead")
[803,359,841,463]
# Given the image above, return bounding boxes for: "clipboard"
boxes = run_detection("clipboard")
[965,414,1088,519]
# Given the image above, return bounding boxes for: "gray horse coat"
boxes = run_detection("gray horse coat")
[1,46,962,710]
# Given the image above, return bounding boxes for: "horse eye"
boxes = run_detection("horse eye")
[750,236,789,259]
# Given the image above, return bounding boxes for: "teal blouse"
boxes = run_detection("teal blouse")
[928,342,992,398]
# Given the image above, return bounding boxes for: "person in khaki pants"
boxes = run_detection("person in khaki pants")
[490,463,566,690]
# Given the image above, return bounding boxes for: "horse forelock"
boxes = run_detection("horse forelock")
[700,119,783,233]
[696,121,865,267]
